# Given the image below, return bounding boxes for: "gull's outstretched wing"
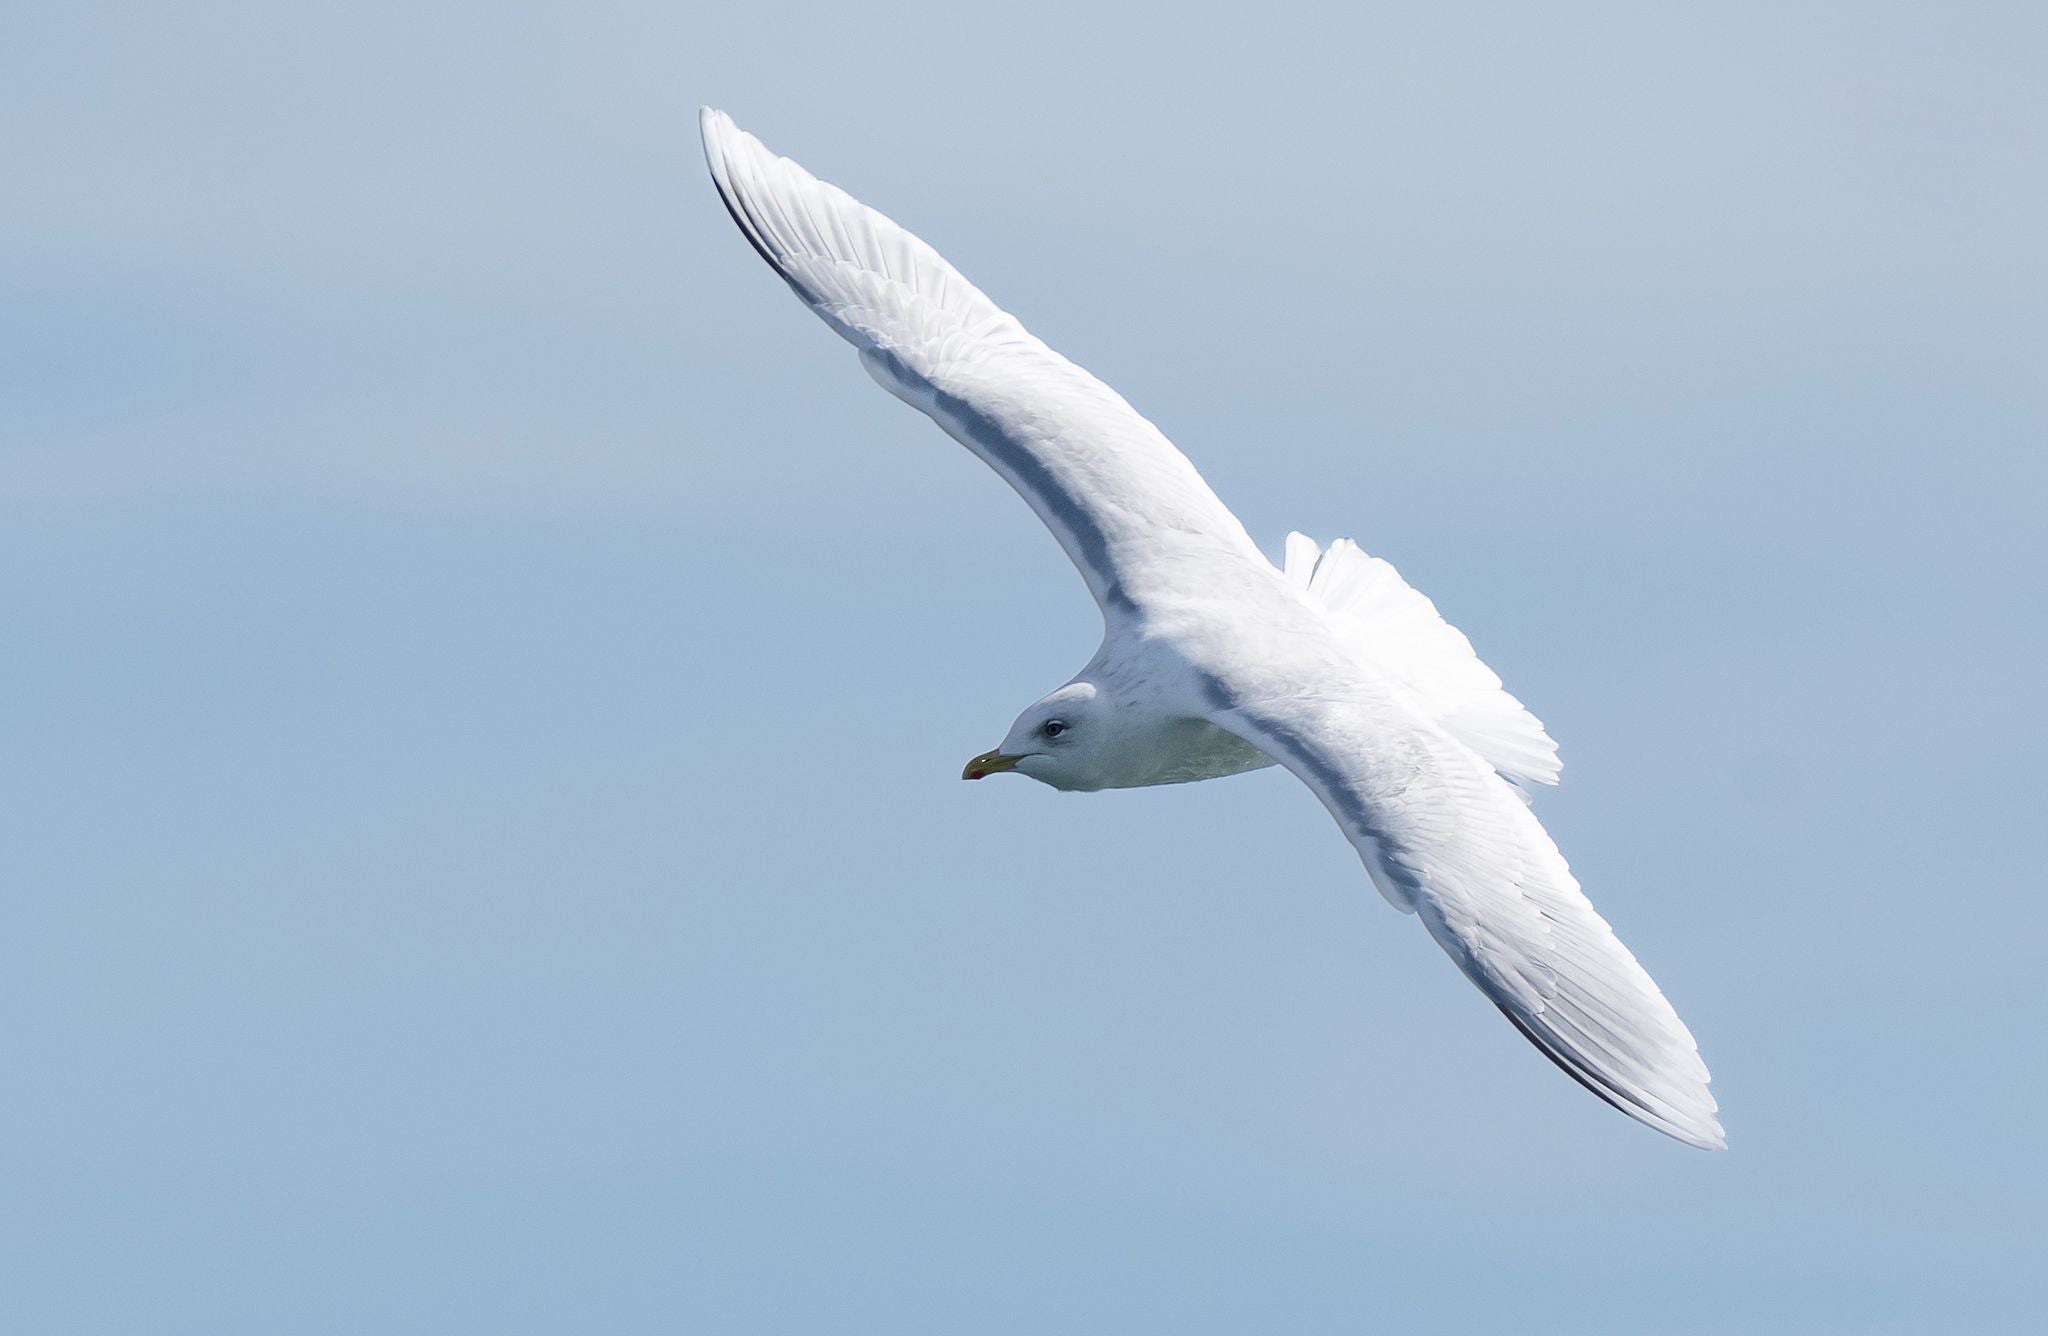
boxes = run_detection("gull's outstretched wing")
[700,109,1267,617]
[1211,688,1723,1149]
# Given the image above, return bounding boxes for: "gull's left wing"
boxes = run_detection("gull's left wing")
[700,109,1269,621]
[1209,688,1724,1149]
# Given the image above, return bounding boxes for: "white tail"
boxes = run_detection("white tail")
[1283,533,1562,789]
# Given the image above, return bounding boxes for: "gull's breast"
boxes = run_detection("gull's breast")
[1099,714,1279,789]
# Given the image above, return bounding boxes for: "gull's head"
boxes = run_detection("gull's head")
[962,682,1109,792]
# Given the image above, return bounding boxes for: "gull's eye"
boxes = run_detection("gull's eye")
[1041,719,1068,739]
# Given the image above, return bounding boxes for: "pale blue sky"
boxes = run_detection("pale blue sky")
[4,2,2044,1332]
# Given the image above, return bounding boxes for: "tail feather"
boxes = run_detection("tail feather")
[1283,533,1562,789]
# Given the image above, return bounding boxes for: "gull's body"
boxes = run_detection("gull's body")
[700,110,1723,1149]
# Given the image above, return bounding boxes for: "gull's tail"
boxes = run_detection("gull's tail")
[1283,532,1562,790]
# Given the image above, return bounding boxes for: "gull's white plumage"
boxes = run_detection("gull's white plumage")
[700,109,1723,1150]
[1283,534,1562,791]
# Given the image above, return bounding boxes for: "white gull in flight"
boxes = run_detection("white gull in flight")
[700,109,1722,1149]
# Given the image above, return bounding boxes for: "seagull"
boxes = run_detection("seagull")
[699,109,1722,1150]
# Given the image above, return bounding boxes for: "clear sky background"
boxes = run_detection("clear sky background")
[4,3,2044,1332]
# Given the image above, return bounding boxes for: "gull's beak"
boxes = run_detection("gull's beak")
[962,749,1021,780]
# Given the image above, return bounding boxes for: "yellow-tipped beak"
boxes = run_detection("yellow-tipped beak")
[962,750,1021,780]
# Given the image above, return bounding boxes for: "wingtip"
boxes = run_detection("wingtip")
[699,106,731,156]
[1651,1077,1726,1151]
[1661,1093,1727,1151]
[1684,1123,1729,1152]
[698,108,754,202]
[1621,1098,1725,1151]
